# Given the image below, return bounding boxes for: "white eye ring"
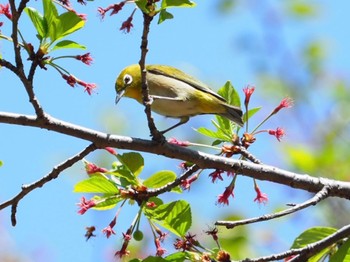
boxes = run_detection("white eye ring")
[123,74,133,85]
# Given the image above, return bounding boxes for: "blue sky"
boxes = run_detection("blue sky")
[0,0,349,261]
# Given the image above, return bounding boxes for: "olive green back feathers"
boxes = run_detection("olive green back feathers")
[115,64,244,131]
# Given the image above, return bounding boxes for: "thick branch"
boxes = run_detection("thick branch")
[0,143,97,225]
[1,111,350,200]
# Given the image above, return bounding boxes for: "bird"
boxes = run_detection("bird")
[115,64,243,134]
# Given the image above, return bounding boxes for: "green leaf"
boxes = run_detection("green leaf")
[218,81,241,108]
[24,7,47,39]
[215,114,231,132]
[73,176,119,194]
[56,11,84,39]
[164,252,188,262]
[291,227,337,248]
[196,127,230,141]
[171,185,182,193]
[43,0,59,42]
[291,227,337,262]
[110,169,138,186]
[212,139,224,146]
[92,194,122,210]
[214,115,237,138]
[161,0,196,9]
[51,40,86,51]
[134,257,167,262]
[117,152,144,176]
[143,170,177,189]
[151,200,192,237]
[0,160,3,167]
[329,238,350,262]
[135,0,150,14]
[242,107,262,122]
[158,9,174,24]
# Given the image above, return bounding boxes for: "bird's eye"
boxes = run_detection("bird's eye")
[123,74,133,85]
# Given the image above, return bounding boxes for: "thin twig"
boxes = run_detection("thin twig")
[239,146,262,164]
[216,186,331,228]
[1,112,350,200]
[0,143,97,226]
[0,58,19,74]
[139,12,164,142]
[6,0,46,118]
[137,164,200,199]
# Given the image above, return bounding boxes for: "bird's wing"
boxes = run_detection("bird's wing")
[147,65,227,103]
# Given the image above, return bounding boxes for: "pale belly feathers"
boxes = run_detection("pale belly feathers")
[146,73,206,118]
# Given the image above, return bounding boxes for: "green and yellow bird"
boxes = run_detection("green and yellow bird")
[115,64,243,133]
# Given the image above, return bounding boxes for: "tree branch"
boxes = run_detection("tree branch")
[0,111,350,199]
[0,57,19,74]
[216,186,330,228]
[139,12,164,141]
[0,143,97,226]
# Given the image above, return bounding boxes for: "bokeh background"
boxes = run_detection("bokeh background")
[1,0,349,261]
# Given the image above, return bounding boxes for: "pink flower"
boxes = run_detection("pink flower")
[76,53,93,65]
[77,196,96,214]
[110,2,125,16]
[77,13,87,21]
[155,228,168,242]
[76,79,97,95]
[272,97,293,114]
[115,248,130,258]
[179,161,192,171]
[115,230,131,258]
[168,137,190,147]
[226,171,235,177]
[155,238,166,256]
[102,225,116,238]
[209,169,224,183]
[58,0,70,6]
[105,147,117,155]
[146,201,157,208]
[254,185,268,204]
[217,186,234,206]
[268,127,285,142]
[98,2,125,19]
[243,85,255,107]
[77,0,86,5]
[0,3,12,20]
[85,162,108,174]
[122,232,132,241]
[181,173,199,190]
[62,74,76,87]
[120,16,133,33]
[205,227,219,242]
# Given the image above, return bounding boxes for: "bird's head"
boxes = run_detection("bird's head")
[115,64,142,104]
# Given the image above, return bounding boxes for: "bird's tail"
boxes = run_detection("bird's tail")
[220,104,244,127]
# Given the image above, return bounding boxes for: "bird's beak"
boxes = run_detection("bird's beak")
[115,88,126,105]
